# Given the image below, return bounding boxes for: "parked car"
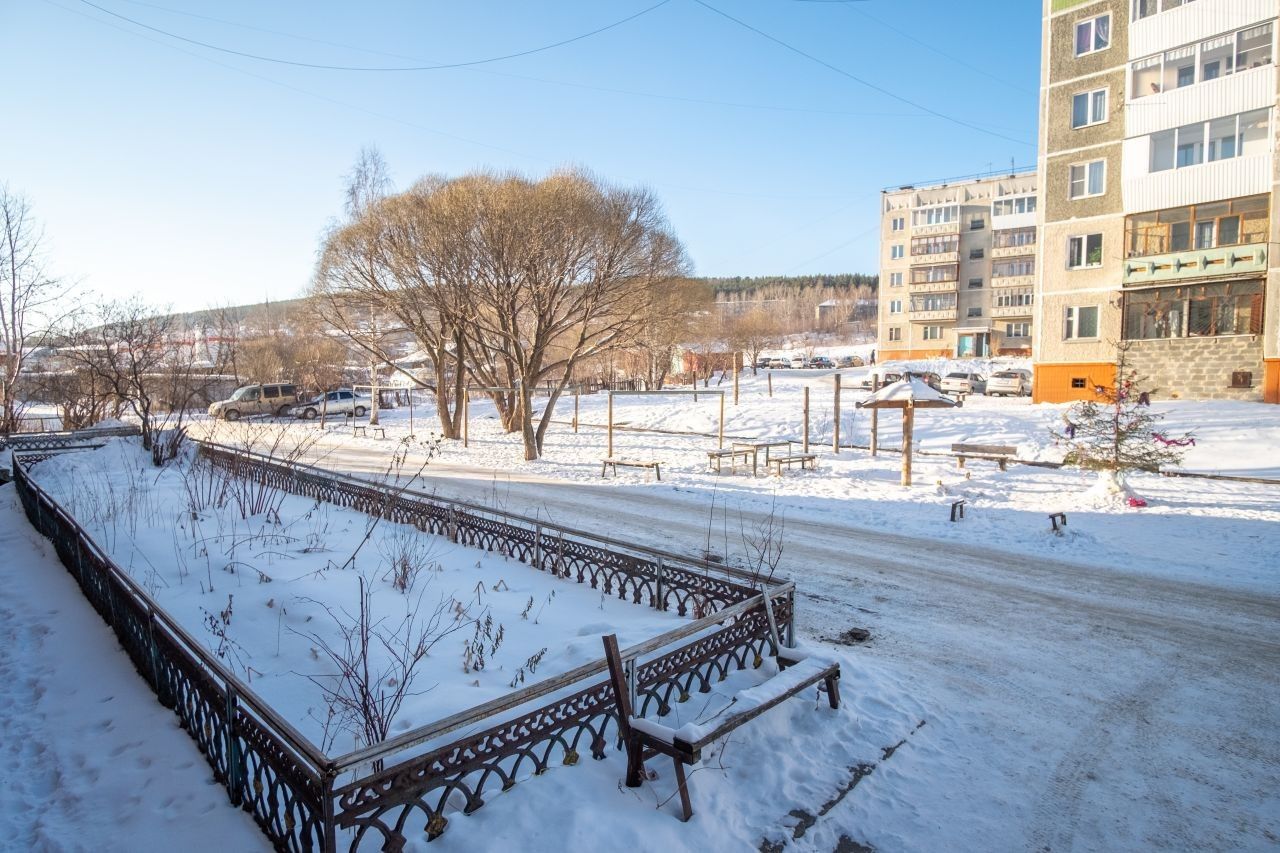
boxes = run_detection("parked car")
[941,371,987,395]
[986,369,1032,397]
[755,356,774,369]
[789,356,808,369]
[768,357,789,369]
[808,356,835,370]
[858,368,903,390]
[208,383,300,420]
[905,370,944,391]
[291,389,371,419]
[837,355,864,368]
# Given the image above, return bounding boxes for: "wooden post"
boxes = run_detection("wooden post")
[718,392,725,449]
[369,363,380,426]
[408,388,414,436]
[832,373,841,455]
[901,403,914,487]
[767,371,773,398]
[870,376,880,457]
[802,386,810,454]
[607,392,614,458]
[573,391,579,434]
[733,352,740,406]
[463,392,469,448]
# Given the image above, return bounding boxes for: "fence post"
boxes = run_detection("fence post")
[226,684,244,806]
[534,525,543,570]
[654,557,664,610]
[322,772,338,852]
[833,373,841,454]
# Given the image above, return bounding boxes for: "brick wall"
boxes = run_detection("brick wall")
[1124,337,1265,402]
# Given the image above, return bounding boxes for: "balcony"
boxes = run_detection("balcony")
[990,273,1035,289]
[909,249,960,266]
[1123,242,1268,286]
[991,303,1034,319]
[909,306,958,322]
[990,244,1035,260]
[909,279,958,294]
[910,220,960,237]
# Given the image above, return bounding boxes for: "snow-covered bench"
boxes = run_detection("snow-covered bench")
[603,633,840,821]
[352,424,386,439]
[707,447,754,474]
[767,453,816,476]
[601,458,662,481]
[951,443,1017,471]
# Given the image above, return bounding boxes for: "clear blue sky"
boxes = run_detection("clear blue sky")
[2,0,1041,312]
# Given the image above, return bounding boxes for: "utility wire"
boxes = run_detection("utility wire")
[76,0,672,71]
[838,4,1035,95]
[691,0,1033,147]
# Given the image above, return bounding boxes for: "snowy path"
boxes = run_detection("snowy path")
[272,437,1280,851]
[0,486,267,852]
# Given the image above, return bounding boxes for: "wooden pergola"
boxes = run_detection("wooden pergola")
[607,389,726,457]
[856,379,957,486]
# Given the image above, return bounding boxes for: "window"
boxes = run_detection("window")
[913,205,958,227]
[970,217,986,230]
[1064,305,1100,339]
[889,271,903,286]
[1075,14,1110,56]
[993,227,1036,248]
[911,294,957,312]
[969,248,985,260]
[1069,160,1106,198]
[1067,233,1104,269]
[1131,23,1271,100]
[968,277,984,289]
[1071,377,1088,389]
[1071,88,1108,128]
[911,234,959,256]
[1005,322,1030,337]
[891,244,904,260]
[910,264,958,284]
[891,216,905,232]
[1123,280,1263,339]
[922,326,943,341]
[967,307,983,318]
[889,299,903,314]
[888,327,902,342]
[992,257,1035,278]
[992,196,1037,216]
[995,291,1034,308]
[1150,109,1270,172]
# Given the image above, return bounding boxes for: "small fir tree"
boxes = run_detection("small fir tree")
[1050,354,1193,499]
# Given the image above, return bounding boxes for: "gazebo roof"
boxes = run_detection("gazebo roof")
[856,377,958,409]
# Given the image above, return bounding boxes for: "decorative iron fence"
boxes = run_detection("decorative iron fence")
[12,441,796,851]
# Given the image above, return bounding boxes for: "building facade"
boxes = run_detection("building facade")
[878,169,1039,360]
[1035,0,1279,403]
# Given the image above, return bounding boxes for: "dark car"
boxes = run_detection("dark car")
[905,370,943,391]
[808,356,835,370]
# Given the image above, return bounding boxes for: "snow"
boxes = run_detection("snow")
[0,486,267,852]
[858,377,957,407]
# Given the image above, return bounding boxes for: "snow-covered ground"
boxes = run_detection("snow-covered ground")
[0,487,267,852]
[5,368,1280,850]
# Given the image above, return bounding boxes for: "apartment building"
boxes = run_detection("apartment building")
[878,169,1039,360]
[1035,0,1279,403]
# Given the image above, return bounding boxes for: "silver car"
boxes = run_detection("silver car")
[986,369,1032,397]
[291,389,370,419]
[941,372,987,395]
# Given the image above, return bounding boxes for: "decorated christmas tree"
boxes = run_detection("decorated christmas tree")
[1050,347,1194,501]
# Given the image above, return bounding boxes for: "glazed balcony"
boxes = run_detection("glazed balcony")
[1122,242,1267,286]
[991,303,1034,319]
[990,244,1035,260]
[909,279,959,294]
[990,273,1035,289]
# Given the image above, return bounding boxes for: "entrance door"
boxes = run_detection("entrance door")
[956,333,991,358]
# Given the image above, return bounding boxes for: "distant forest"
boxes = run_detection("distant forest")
[701,273,877,295]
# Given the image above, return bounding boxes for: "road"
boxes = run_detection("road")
[199,426,1280,851]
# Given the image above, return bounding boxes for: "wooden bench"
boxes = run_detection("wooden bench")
[951,443,1017,471]
[767,454,816,476]
[604,633,839,821]
[707,448,755,474]
[352,425,386,439]
[950,499,966,522]
[601,458,662,481]
[1049,511,1068,533]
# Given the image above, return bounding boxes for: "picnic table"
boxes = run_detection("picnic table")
[731,440,794,476]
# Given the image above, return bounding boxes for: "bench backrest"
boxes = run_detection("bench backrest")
[951,443,1017,455]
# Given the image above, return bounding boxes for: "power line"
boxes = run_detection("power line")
[838,4,1035,95]
[76,0,673,71]
[690,0,1033,147]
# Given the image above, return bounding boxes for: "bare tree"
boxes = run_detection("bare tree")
[727,307,782,377]
[1,187,69,432]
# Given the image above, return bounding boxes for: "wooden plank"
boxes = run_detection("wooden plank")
[951,443,1017,455]
[673,664,840,754]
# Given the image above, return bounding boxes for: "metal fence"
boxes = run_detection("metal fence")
[12,442,795,850]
